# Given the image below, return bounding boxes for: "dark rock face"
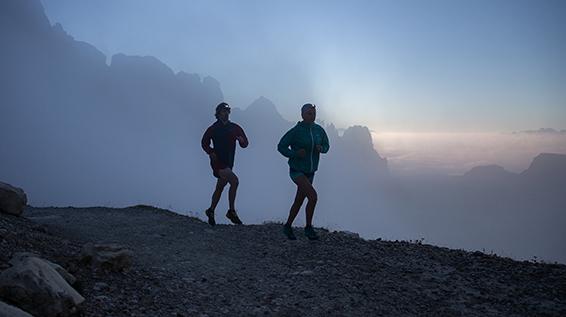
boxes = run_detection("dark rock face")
[0,0,51,35]
[341,125,388,168]
[0,182,27,216]
[342,125,374,150]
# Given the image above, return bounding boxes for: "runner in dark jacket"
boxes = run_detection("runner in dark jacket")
[278,103,329,240]
[201,102,248,225]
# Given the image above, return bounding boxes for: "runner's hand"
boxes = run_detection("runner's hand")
[236,136,245,144]
[296,149,306,158]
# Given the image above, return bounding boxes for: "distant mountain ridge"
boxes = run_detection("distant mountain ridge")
[462,153,566,184]
[513,128,566,135]
[522,153,566,179]
[0,0,388,209]
[463,165,517,180]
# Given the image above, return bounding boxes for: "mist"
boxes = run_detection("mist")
[39,0,566,132]
[375,131,566,175]
[1,0,565,265]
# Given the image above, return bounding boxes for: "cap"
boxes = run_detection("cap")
[215,102,231,115]
[301,103,315,113]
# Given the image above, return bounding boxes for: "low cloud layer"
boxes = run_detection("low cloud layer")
[374,132,566,176]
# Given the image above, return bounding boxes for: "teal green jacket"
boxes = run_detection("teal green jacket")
[278,121,330,173]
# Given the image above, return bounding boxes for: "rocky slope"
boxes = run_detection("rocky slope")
[1,206,565,316]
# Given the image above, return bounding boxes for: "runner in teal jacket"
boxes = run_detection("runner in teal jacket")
[277,103,330,240]
[278,120,330,177]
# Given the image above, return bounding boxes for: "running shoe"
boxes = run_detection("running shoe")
[283,224,297,240]
[226,209,243,225]
[304,225,319,240]
[205,208,216,226]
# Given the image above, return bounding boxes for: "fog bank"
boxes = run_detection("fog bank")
[374,131,566,176]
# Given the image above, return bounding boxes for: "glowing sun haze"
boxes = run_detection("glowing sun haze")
[373,131,566,175]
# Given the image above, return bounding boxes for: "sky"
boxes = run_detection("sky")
[40,0,566,133]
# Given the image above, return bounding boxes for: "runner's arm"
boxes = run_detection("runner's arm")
[201,126,214,154]
[277,128,296,158]
[236,125,249,148]
[320,128,330,153]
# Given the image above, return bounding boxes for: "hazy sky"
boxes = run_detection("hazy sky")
[40,0,566,132]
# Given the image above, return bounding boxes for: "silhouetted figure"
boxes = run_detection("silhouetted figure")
[201,102,249,225]
[278,103,330,240]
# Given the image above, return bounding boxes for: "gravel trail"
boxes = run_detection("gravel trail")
[2,206,564,316]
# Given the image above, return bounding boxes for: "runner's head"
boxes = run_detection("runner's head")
[215,102,231,121]
[301,103,316,123]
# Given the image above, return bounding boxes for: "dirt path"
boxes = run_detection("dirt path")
[18,206,566,316]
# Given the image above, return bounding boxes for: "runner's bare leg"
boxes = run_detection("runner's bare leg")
[218,168,239,211]
[209,177,228,211]
[286,184,307,226]
[291,175,317,226]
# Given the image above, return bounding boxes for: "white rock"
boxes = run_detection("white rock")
[0,182,27,216]
[81,243,133,271]
[0,255,84,317]
[9,253,76,286]
[0,300,34,317]
[339,230,360,239]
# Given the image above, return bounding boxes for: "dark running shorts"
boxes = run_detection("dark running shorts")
[211,160,229,178]
[289,168,315,184]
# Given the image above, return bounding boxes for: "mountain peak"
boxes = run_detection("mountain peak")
[463,165,515,179]
[244,96,285,122]
[246,96,276,112]
[342,125,374,149]
[522,153,566,180]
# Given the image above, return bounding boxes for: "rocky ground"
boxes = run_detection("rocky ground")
[1,205,565,316]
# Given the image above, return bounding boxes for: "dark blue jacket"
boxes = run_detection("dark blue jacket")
[202,120,248,169]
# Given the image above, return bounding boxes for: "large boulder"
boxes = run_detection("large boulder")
[81,243,133,272]
[0,254,84,317]
[10,253,76,286]
[0,300,34,317]
[0,182,27,216]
